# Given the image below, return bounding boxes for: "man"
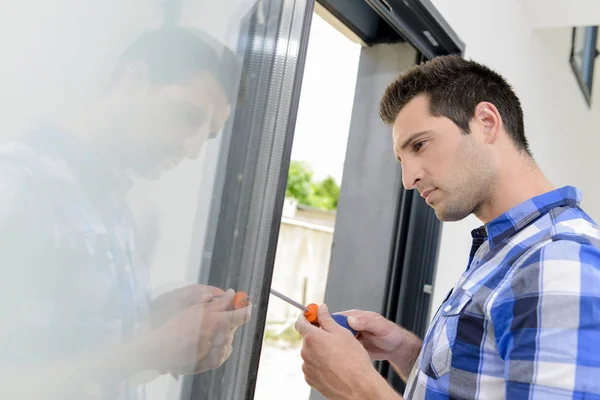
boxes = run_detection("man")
[0,28,250,399]
[296,55,600,399]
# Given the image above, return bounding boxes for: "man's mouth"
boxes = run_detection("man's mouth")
[421,188,437,204]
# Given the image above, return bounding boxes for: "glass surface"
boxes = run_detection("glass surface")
[570,26,598,104]
[0,1,310,399]
[572,27,587,76]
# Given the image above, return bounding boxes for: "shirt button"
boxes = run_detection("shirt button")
[444,305,452,313]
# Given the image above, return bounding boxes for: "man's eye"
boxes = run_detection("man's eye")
[176,102,207,129]
[414,141,425,151]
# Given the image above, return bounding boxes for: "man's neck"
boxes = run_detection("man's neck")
[57,112,135,196]
[66,108,115,162]
[475,153,554,224]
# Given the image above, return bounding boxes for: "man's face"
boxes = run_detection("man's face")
[392,94,496,221]
[108,68,230,179]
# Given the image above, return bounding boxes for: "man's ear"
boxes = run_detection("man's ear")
[474,102,502,144]
[119,61,150,92]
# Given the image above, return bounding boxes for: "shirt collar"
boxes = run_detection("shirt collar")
[25,120,132,198]
[472,186,582,248]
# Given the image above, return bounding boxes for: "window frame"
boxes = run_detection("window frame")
[169,0,316,399]
[570,26,599,107]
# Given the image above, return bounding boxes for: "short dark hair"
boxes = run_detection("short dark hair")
[114,27,243,104]
[379,55,530,155]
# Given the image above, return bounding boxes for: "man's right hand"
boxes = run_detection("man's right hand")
[147,289,252,375]
[342,310,422,381]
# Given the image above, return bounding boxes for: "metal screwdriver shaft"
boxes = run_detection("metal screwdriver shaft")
[269,288,308,312]
[269,287,358,337]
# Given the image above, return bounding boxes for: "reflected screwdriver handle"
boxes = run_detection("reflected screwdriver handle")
[233,291,250,309]
[211,291,250,310]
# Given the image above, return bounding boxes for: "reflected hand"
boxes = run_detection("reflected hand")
[149,289,252,375]
[150,284,225,329]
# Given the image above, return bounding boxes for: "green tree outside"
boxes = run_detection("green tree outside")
[285,161,340,211]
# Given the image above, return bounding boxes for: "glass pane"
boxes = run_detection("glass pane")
[571,25,597,102]
[0,0,311,399]
[581,26,598,87]
[572,27,587,74]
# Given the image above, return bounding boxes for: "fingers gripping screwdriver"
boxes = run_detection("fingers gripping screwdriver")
[269,288,357,337]
[212,291,250,310]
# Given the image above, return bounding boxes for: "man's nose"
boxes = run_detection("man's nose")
[401,162,423,190]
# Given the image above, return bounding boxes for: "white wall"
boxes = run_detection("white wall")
[267,218,334,323]
[522,0,600,29]
[429,0,600,314]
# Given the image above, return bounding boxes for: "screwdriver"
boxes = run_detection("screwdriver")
[269,288,357,337]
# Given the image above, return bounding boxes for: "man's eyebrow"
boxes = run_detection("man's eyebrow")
[395,130,431,163]
[400,130,431,151]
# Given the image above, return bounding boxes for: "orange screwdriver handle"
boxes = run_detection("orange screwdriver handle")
[210,290,250,309]
[304,303,319,323]
[304,303,358,337]
[233,291,250,309]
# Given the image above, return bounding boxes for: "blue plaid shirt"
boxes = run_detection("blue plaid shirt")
[405,186,600,399]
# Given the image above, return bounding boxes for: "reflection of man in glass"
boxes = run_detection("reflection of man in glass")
[0,28,249,399]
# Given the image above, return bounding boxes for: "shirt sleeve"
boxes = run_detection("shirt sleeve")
[490,238,600,398]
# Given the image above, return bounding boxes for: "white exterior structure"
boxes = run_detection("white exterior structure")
[429,0,600,314]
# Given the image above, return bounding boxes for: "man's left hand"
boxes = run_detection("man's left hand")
[295,304,384,400]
